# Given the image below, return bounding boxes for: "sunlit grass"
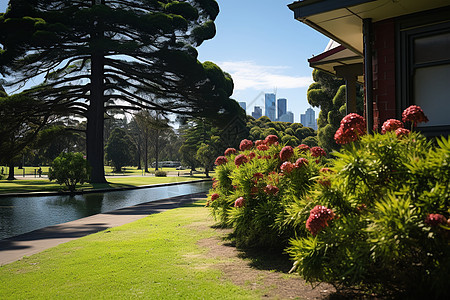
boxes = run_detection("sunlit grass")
[0,201,260,299]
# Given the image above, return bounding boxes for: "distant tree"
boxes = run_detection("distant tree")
[0,92,52,179]
[48,152,90,192]
[0,0,237,183]
[196,141,217,177]
[105,127,133,172]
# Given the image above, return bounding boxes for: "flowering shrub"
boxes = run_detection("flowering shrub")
[279,146,294,161]
[234,154,248,167]
[239,139,253,151]
[334,113,366,144]
[208,107,449,298]
[224,148,236,156]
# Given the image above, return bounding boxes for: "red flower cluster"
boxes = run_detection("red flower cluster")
[264,184,279,195]
[335,113,366,144]
[214,156,228,166]
[280,161,294,173]
[306,205,335,236]
[295,158,308,168]
[234,154,248,167]
[234,197,245,208]
[248,152,256,159]
[253,172,264,179]
[239,139,253,151]
[395,128,410,138]
[279,146,294,161]
[310,146,326,158]
[297,144,310,152]
[317,178,331,187]
[320,167,333,173]
[257,144,269,151]
[402,105,429,127]
[264,135,278,146]
[255,140,264,146]
[425,214,447,227]
[224,148,236,156]
[381,119,404,134]
[210,193,219,201]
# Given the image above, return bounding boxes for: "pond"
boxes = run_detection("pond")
[0,181,211,240]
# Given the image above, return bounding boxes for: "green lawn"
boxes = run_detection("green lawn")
[0,201,261,299]
[0,176,209,194]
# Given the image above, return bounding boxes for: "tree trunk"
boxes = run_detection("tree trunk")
[7,162,15,180]
[144,132,149,173]
[86,51,107,183]
[155,134,159,171]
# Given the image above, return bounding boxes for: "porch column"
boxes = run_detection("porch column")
[334,63,363,114]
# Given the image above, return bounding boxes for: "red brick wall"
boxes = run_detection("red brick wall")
[372,18,396,130]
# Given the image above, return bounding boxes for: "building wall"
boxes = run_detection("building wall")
[372,18,397,129]
[277,98,287,120]
[264,93,276,121]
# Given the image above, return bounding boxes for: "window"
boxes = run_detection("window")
[397,8,450,135]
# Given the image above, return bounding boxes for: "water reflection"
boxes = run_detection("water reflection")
[0,181,210,240]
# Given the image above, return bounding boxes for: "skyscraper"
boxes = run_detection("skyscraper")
[264,93,276,121]
[300,108,317,130]
[252,106,263,119]
[238,101,246,111]
[277,98,287,120]
[278,111,294,123]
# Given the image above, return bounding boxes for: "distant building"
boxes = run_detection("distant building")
[238,101,246,111]
[300,108,317,130]
[252,106,263,119]
[277,98,287,120]
[278,111,294,123]
[264,93,276,121]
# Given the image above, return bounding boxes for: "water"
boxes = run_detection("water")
[0,181,210,240]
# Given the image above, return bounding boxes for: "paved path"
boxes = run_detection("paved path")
[0,192,206,266]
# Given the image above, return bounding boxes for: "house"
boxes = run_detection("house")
[288,0,450,136]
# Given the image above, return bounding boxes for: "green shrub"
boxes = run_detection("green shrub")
[209,106,450,298]
[155,170,167,177]
[48,152,90,192]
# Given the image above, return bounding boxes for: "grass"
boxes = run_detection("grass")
[0,175,209,194]
[0,201,261,299]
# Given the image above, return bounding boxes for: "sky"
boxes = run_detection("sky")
[0,0,329,123]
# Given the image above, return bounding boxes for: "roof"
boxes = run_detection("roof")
[288,0,450,55]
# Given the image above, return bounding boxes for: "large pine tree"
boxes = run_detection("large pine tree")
[0,0,235,182]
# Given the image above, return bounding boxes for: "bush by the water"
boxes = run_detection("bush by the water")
[155,170,167,177]
[48,152,90,192]
[208,106,449,298]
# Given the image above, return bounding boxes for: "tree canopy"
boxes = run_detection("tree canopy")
[0,0,236,182]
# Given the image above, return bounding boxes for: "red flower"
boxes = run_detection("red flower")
[425,214,447,226]
[234,197,245,208]
[279,146,294,161]
[253,172,264,179]
[395,128,410,138]
[264,184,279,195]
[214,156,228,166]
[297,144,310,152]
[310,146,326,158]
[257,144,269,151]
[381,119,404,134]
[264,135,278,146]
[224,148,237,156]
[306,205,335,236]
[295,158,309,168]
[334,113,366,144]
[402,105,429,127]
[251,186,259,194]
[239,139,253,151]
[210,193,219,201]
[320,167,333,173]
[248,152,256,159]
[280,161,294,173]
[212,181,219,189]
[317,178,331,187]
[234,154,248,167]
[255,140,264,146]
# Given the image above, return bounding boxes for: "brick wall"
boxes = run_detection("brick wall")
[372,18,397,130]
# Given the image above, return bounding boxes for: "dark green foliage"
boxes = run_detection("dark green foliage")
[48,152,91,192]
[307,69,363,153]
[105,127,133,172]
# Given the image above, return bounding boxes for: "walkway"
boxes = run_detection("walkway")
[0,192,206,266]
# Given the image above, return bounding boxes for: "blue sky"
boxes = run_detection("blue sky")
[0,0,329,122]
